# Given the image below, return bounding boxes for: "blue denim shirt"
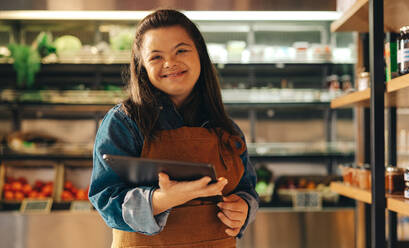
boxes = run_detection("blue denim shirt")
[89,103,259,237]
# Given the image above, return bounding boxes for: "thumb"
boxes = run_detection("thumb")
[158,172,170,188]
[223,194,240,202]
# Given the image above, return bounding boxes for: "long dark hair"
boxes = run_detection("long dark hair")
[123,9,238,141]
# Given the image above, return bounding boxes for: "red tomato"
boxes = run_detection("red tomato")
[41,185,53,197]
[76,189,88,200]
[4,190,14,200]
[3,183,12,192]
[11,181,23,192]
[28,191,38,199]
[22,184,32,196]
[64,181,73,190]
[34,180,45,191]
[61,190,74,201]
[14,191,25,201]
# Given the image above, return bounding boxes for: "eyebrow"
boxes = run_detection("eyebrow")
[150,42,192,54]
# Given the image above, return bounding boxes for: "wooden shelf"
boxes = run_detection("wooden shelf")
[331,0,409,33]
[386,74,409,107]
[331,0,369,32]
[387,197,409,216]
[330,182,409,216]
[330,182,371,203]
[330,89,370,109]
[331,74,409,108]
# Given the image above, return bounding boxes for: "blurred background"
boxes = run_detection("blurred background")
[0,0,374,247]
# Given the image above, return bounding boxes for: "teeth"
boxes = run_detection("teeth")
[163,71,184,77]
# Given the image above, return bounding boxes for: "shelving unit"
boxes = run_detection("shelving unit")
[330,0,409,247]
[330,74,409,109]
[330,182,409,216]
[331,0,409,33]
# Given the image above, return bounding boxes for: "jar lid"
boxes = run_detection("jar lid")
[360,72,370,77]
[386,166,402,172]
[361,164,371,170]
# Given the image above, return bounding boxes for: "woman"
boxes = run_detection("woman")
[89,9,259,248]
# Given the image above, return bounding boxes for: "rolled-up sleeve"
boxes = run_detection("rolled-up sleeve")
[89,105,170,235]
[231,121,259,238]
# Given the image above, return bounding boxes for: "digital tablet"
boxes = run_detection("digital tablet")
[102,154,218,187]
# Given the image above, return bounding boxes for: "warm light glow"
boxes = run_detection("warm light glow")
[0,10,341,21]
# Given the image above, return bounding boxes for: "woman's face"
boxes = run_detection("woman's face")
[140,25,201,107]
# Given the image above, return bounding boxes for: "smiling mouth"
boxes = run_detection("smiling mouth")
[161,70,187,78]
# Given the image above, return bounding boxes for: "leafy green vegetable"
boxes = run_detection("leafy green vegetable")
[54,35,82,55]
[35,32,56,58]
[110,30,133,51]
[8,44,41,88]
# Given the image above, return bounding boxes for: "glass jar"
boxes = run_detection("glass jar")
[405,167,409,182]
[358,164,371,190]
[405,182,409,199]
[340,164,353,186]
[385,166,404,195]
[357,72,370,91]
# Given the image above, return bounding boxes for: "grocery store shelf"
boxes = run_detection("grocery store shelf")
[330,89,370,108]
[330,0,368,32]
[259,207,354,213]
[250,153,354,162]
[331,0,409,33]
[330,182,409,216]
[0,142,354,162]
[0,89,345,108]
[387,197,409,216]
[331,74,409,109]
[330,182,371,203]
[386,74,409,108]
[0,10,341,22]
[0,58,356,65]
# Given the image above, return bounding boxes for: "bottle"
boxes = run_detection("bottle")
[400,26,409,75]
[385,32,399,82]
[398,27,405,75]
[405,182,409,199]
[385,166,404,195]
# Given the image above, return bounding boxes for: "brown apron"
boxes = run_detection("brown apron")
[112,127,246,248]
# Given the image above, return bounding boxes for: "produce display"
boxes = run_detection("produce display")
[61,181,89,201]
[255,166,274,202]
[275,175,340,203]
[54,35,82,56]
[2,176,53,201]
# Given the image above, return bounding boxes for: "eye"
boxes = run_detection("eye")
[150,55,161,61]
[176,49,189,54]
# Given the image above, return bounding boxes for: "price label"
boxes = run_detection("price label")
[70,201,92,212]
[20,199,53,213]
[292,191,322,210]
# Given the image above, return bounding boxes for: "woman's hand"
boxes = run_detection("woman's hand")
[152,172,228,215]
[217,194,248,236]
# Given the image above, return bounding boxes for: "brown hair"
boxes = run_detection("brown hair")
[123,9,238,141]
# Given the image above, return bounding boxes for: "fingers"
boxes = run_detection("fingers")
[198,178,227,197]
[219,208,243,220]
[217,201,246,212]
[222,194,241,202]
[217,211,242,229]
[225,228,240,237]
[197,176,212,185]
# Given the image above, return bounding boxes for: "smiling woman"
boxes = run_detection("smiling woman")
[141,26,201,107]
[89,9,259,248]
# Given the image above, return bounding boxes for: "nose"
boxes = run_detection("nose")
[163,55,177,69]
